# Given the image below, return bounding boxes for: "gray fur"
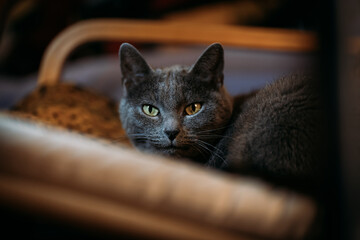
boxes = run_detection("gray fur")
[119,43,232,163]
[207,74,322,182]
[119,43,321,183]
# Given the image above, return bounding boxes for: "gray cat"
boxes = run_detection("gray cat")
[118,43,322,186]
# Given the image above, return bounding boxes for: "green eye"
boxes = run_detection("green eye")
[142,104,159,117]
[185,103,202,115]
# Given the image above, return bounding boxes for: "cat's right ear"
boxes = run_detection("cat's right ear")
[190,43,224,88]
[119,43,152,86]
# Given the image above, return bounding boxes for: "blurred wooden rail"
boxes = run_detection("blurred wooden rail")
[37,19,317,85]
[0,114,316,239]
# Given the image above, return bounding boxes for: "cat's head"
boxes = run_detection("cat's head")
[118,43,233,163]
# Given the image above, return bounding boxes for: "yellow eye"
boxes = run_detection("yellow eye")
[185,103,202,115]
[142,104,159,117]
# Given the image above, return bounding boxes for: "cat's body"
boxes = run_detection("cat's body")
[119,43,322,187]
[208,74,321,183]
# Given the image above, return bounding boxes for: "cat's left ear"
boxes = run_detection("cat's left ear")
[190,43,224,87]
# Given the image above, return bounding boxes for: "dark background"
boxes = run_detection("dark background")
[0,0,320,76]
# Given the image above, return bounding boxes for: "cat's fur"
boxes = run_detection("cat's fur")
[118,43,322,187]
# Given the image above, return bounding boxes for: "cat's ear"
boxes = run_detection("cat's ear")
[119,43,152,85]
[190,43,224,87]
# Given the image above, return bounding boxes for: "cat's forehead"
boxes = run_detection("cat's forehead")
[154,65,190,77]
[151,66,191,106]
[126,64,212,107]
[151,65,192,94]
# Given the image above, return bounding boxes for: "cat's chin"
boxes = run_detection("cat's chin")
[156,146,189,156]
[153,146,208,164]
[140,144,194,160]
[134,143,209,163]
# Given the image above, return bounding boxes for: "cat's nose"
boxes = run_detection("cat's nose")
[164,130,180,141]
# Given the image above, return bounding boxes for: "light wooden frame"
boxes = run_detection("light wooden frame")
[37,18,317,85]
[0,113,316,240]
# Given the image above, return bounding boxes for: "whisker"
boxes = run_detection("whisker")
[111,136,129,141]
[194,142,211,154]
[113,133,150,140]
[127,133,149,137]
[195,139,228,166]
[196,134,236,140]
[196,139,224,154]
[195,124,233,134]
[190,144,208,159]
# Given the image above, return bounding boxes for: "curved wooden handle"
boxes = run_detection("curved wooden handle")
[38,19,317,85]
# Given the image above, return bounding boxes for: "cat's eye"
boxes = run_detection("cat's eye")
[142,104,159,117]
[185,103,202,115]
